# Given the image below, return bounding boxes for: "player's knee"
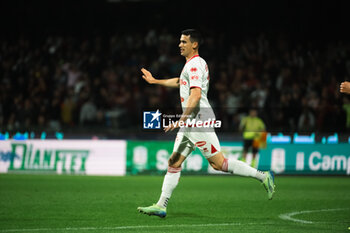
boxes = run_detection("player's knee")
[209,161,222,171]
[168,157,176,167]
[207,152,225,171]
[168,160,181,168]
[168,153,181,168]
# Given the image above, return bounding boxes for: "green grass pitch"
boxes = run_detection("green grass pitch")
[0,174,349,233]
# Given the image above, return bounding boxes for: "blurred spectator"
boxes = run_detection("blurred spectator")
[61,89,76,126]
[0,29,349,134]
[298,107,316,132]
[80,98,97,125]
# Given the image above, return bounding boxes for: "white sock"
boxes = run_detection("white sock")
[222,158,266,182]
[156,166,181,208]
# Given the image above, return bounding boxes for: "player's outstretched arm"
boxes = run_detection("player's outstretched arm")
[340,81,350,94]
[141,68,179,88]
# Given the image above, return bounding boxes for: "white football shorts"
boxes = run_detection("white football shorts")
[172,130,221,159]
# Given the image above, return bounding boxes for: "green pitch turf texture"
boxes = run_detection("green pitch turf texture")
[0,174,349,233]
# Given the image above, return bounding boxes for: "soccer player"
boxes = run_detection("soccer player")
[340,81,350,94]
[138,29,275,218]
[239,108,266,168]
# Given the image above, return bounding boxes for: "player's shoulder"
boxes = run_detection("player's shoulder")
[185,55,207,70]
[188,55,206,64]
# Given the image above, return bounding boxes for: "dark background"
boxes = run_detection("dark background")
[1,0,350,140]
[1,0,349,39]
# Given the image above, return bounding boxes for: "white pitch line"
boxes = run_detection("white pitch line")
[0,222,264,232]
[279,208,349,224]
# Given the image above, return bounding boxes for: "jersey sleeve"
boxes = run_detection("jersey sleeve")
[258,118,266,130]
[187,63,203,89]
[239,117,247,130]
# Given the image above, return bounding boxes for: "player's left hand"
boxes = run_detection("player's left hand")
[164,121,180,132]
[340,81,350,94]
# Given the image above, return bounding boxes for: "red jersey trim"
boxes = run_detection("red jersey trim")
[190,86,202,89]
[186,55,199,64]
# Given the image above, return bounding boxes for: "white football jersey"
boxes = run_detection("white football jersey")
[179,55,215,121]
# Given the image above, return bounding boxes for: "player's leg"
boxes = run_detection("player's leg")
[242,139,251,162]
[208,152,265,180]
[156,152,186,209]
[209,152,275,199]
[192,132,262,179]
[251,146,259,168]
[138,132,194,217]
[193,132,275,199]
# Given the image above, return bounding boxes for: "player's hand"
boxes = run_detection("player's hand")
[340,81,350,94]
[141,68,157,84]
[164,121,180,133]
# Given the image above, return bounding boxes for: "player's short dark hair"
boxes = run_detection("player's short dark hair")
[181,29,203,47]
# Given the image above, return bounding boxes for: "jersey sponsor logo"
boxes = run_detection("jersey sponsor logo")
[195,141,206,147]
[180,79,187,86]
[191,75,199,80]
[181,97,184,102]
[143,109,161,129]
[190,67,197,72]
[211,144,218,154]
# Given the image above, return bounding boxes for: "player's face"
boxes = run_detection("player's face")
[250,110,257,117]
[179,35,194,58]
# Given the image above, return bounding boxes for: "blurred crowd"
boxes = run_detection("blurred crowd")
[1,29,350,133]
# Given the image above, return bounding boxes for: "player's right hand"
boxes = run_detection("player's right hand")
[141,68,157,84]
